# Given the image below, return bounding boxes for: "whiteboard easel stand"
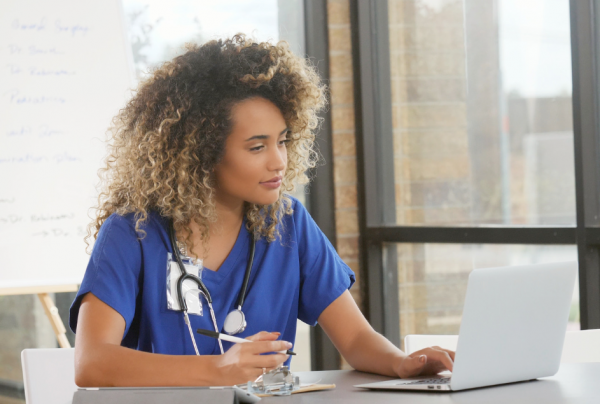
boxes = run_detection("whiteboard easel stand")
[0,284,79,348]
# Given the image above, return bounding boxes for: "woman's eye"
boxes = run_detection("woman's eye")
[249,137,289,151]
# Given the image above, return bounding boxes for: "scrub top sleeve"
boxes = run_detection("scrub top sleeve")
[69,214,142,336]
[294,200,355,326]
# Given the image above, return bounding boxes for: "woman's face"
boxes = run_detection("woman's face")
[214,96,289,207]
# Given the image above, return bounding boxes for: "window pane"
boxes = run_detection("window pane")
[390,243,579,347]
[123,0,305,81]
[388,0,575,226]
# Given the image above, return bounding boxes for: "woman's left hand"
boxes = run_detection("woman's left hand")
[394,346,455,379]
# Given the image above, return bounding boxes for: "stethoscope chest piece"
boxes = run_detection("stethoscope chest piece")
[223,308,247,335]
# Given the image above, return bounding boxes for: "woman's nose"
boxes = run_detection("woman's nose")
[268,146,286,172]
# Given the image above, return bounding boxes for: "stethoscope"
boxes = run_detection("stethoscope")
[169,219,255,355]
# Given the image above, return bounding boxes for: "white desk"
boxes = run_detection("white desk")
[69,364,600,403]
[260,363,600,403]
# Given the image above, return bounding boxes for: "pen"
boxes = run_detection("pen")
[196,328,296,355]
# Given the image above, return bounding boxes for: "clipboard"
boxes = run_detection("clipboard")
[253,383,336,397]
[73,386,259,404]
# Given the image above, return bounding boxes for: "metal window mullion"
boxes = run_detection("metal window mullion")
[366,226,577,245]
[570,0,600,329]
[304,0,342,371]
[350,0,399,345]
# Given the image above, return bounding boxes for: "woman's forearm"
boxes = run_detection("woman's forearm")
[341,327,406,377]
[75,343,219,387]
[318,291,407,377]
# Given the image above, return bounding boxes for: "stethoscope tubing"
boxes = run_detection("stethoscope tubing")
[236,230,255,309]
[169,219,212,311]
[169,218,255,340]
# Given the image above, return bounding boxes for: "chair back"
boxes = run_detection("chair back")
[561,329,600,363]
[21,348,78,404]
[403,334,459,355]
[404,330,600,363]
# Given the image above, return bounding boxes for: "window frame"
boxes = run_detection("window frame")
[303,0,341,370]
[348,0,600,348]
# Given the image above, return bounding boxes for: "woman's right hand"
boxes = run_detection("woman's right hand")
[211,331,291,385]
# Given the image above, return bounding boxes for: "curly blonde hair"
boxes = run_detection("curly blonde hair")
[86,34,327,256]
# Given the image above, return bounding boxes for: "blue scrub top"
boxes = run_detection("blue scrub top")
[69,197,355,367]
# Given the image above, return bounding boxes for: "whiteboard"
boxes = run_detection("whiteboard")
[0,0,134,288]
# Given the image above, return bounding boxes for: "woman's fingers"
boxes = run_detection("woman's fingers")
[442,348,455,361]
[214,332,289,385]
[398,347,455,378]
[412,348,454,373]
[425,347,454,371]
[245,331,281,342]
[251,353,290,369]
[399,354,429,378]
[247,340,293,354]
[428,351,453,372]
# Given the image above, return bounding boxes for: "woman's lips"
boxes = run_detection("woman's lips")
[260,178,282,189]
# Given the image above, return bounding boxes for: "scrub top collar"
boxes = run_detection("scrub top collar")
[190,216,252,283]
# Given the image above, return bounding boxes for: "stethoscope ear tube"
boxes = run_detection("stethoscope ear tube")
[236,232,255,309]
[169,219,212,311]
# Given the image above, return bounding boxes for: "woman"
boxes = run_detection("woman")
[71,34,454,387]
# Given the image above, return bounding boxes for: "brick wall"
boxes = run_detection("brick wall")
[327,0,361,370]
[327,0,361,310]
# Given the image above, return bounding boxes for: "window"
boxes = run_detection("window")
[388,0,574,226]
[351,0,600,345]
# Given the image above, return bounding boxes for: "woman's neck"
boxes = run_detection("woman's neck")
[180,194,244,270]
[182,194,244,256]
[213,192,245,233]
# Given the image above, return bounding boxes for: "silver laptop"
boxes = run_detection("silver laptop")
[355,261,577,392]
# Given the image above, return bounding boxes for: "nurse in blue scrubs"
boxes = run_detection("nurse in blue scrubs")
[70,35,454,387]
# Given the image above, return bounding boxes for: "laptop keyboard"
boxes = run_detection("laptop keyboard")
[398,377,451,385]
